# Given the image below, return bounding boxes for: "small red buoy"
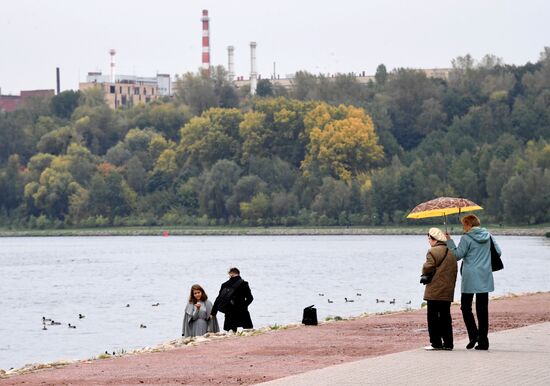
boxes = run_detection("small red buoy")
[163,231,169,237]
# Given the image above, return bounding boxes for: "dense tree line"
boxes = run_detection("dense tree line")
[1,50,550,228]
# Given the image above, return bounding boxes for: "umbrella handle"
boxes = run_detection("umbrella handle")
[444,213,448,233]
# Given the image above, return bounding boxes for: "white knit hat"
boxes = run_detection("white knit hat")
[428,227,447,242]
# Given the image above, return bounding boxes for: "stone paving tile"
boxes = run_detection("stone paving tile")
[258,322,550,386]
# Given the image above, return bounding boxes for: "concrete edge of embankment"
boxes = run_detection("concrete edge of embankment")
[0,227,548,237]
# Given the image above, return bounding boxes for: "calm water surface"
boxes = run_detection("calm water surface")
[0,235,549,369]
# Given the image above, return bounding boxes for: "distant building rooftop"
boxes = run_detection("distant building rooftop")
[233,68,451,90]
[0,89,55,112]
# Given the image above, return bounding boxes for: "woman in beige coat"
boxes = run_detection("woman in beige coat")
[421,227,458,350]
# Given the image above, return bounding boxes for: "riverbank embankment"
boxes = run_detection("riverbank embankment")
[0,225,548,237]
[2,292,550,385]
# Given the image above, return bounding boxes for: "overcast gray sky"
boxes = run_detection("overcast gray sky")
[1,0,549,94]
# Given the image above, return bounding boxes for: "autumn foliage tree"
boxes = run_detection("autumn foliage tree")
[302,104,384,183]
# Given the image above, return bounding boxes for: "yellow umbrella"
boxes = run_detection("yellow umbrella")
[407,197,483,231]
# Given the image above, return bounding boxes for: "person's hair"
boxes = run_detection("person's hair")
[188,284,207,304]
[228,267,240,275]
[461,214,481,227]
[428,234,437,241]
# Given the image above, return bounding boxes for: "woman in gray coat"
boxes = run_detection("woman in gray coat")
[422,227,457,350]
[182,284,220,337]
[446,214,501,350]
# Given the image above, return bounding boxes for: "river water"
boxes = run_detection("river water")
[0,235,549,370]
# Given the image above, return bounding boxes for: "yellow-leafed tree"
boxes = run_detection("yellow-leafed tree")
[302,104,384,183]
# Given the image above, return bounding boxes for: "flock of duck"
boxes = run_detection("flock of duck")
[318,293,412,306]
[40,296,413,332]
[41,315,83,330]
[41,303,161,331]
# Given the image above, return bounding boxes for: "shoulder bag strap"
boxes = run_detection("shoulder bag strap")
[231,278,244,291]
[436,248,449,268]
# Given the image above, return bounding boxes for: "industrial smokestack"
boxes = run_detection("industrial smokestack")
[56,67,60,95]
[201,10,211,76]
[250,42,257,95]
[227,46,235,82]
[109,49,116,83]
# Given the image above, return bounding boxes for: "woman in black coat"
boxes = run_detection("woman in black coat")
[211,267,253,332]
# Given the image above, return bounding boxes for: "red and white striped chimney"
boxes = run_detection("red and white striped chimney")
[201,9,210,76]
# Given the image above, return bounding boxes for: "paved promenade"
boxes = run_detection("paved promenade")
[259,322,550,386]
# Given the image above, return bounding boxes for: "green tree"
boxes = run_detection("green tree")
[448,150,481,202]
[225,175,268,217]
[212,66,239,108]
[126,156,147,193]
[65,143,97,185]
[375,64,388,86]
[0,155,26,211]
[72,105,122,154]
[369,157,407,223]
[291,71,320,100]
[178,108,243,170]
[126,102,191,140]
[50,90,81,119]
[248,156,297,191]
[177,179,199,214]
[271,191,299,217]
[322,74,366,106]
[79,87,107,108]
[27,153,55,180]
[385,69,444,149]
[175,67,238,115]
[256,79,274,97]
[241,98,312,166]
[311,177,351,218]
[87,169,132,220]
[416,98,447,135]
[0,112,34,163]
[24,167,81,219]
[501,175,529,224]
[240,192,271,222]
[36,126,78,155]
[198,160,241,219]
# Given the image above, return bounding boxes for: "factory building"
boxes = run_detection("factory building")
[3,9,454,112]
[79,73,171,110]
[0,89,55,112]
[78,48,172,109]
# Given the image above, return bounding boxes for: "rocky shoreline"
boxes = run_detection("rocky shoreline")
[0,326,285,378]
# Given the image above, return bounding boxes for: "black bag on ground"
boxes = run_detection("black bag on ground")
[490,236,504,272]
[216,278,243,314]
[302,305,318,325]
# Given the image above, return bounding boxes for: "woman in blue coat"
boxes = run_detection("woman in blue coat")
[446,214,501,350]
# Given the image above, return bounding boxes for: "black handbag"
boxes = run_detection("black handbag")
[490,236,504,271]
[302,305,318,325]
[420,248,448,285]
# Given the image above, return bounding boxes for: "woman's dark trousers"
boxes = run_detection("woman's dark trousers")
[461,292,489,348]
[427,300,453,349]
